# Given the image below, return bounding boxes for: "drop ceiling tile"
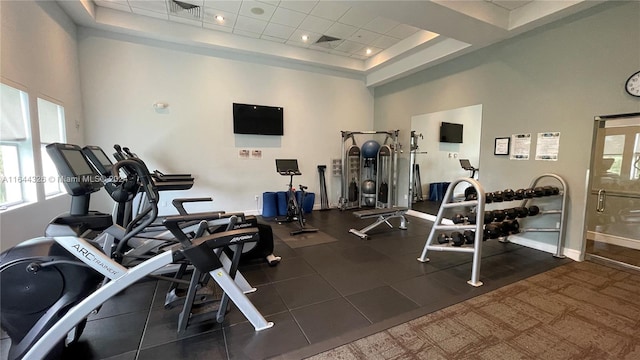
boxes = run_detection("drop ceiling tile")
[348,28,380,45]
[234,15,268,34]
[312,37,344,50]
[239,0,277,20]
[270,7,306,28]
[334,39,364,53]
[203,0,242,13]
[233,28,262,39]
[262,22,296,40]
[325,22,357,39]
[202,8,237,26]
[386,23,420,39]
[362,16,399,35]
[129,0,167,13]
[310,1,349,21]
[354,45,382,57]
[370,34,400,48]
[329,48,352,57]
[337,7,376,28]
[308,43,335,52]
[298,15,333,34]
[289,29,321,45]
[277,1,318,14]
[203,22,233,32]
[169,15,203,26]
[261,34,287,43]
[95,0,131,12]
[285,39,310,49]
[256,0,281,6]
[131,7,169,20]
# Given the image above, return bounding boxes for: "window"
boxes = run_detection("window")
[1,83,34,207]
[38,97,66,196]
[1,82,67,210]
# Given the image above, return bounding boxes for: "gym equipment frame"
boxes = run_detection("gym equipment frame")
[418,178,487,287]
[339,130,400,210]
[501,173,568,259]
[349,207,409,240]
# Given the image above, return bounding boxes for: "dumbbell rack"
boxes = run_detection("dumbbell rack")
[418,177,487,287]
[502,173,568,259]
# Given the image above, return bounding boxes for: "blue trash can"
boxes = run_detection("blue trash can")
[262,192,277,217]
[276,191,288,216]
[296,192,315,214]
[429,182,451,202]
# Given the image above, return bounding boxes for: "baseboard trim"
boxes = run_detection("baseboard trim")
[507,234,581,261]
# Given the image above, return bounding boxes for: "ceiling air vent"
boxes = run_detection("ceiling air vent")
[170,0,201,18]
[314,35,342,49]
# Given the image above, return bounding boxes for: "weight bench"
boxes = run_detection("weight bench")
[349,207,408,239]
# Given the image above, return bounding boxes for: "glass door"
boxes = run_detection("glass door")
[585,113,640,268]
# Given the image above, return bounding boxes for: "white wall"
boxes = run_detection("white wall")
[374,1,640,259]
[0,1,84,250]
[411,104,482,198]
[77,28,374,216]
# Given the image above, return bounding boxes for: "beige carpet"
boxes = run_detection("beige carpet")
[307,260,640,359]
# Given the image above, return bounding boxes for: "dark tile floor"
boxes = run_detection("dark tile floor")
[0,209,570,360]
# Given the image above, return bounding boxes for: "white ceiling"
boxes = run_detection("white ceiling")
[58,0,602,87]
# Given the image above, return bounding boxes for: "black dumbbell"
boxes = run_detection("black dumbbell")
[505,208,520,220]
[492,191,504,202]
[527,205,540,216]
[524,188,535,198]
[533,187,545,197]
[492,209,507,222]
[463,230,485,244]
[436,231,466,247]
[464,187,477,201]
[452,213,474,224]
[514,189,526,200]
[503,189,515,201]
[501,220,520,235]
[513,206,529,218]
[485,192,494,204]
[542,186,560,196]
[484,223,503,239]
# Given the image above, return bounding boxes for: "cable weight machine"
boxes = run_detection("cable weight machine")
[339,130,400,210]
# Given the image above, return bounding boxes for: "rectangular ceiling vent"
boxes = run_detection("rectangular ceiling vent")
[314,35,342,49]
[170,0,201,18]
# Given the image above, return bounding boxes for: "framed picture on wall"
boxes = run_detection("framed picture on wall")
[494,137,510,155]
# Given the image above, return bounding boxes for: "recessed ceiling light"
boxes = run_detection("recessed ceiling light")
[366,48,372,55]
[301,35,309,42]
[215,15,224,22]
[251,7,264,15]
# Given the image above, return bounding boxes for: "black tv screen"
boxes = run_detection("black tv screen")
[440,122,463,143]
[233,103,283,135]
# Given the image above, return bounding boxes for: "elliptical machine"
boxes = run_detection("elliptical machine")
[0,144,273,360]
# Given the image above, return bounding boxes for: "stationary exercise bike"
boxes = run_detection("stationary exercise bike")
[275,159,318,236]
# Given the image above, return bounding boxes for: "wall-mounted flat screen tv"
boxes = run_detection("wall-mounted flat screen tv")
[440,122,463,143]
[233,103,283,135]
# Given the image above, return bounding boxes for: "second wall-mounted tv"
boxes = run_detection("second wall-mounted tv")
[233,103,283,135]
[440,122,463,143]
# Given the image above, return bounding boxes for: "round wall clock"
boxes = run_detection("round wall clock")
[625,70,640,97]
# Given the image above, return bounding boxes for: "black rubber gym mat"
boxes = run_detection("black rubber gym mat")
[271,222,338,248]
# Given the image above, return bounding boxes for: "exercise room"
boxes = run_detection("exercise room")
[1,1,639,359]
